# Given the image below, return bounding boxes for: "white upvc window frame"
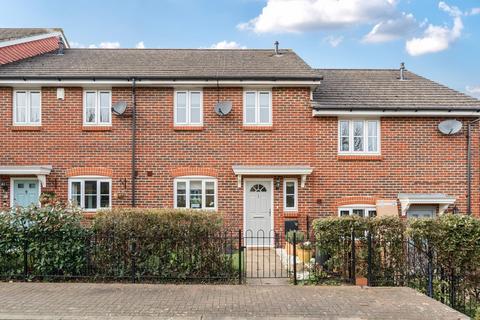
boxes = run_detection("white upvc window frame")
[174,176,217,211]
[338,205,377,218]
[83,90,112,126]
[174,89,203,126]
[338,119,381,155]
[13,89,42,126]
[283,178,298,212]
[243,89,272,126]
[68,177,112,212]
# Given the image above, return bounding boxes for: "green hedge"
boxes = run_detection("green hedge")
[91,209,236,281]
[0,205,88,278]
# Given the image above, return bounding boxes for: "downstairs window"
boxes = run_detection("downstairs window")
[174,177,217,210]
[69,178,111,211]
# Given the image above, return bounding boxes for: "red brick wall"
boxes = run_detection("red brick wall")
[1,86,478,231]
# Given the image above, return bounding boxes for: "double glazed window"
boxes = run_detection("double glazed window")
[69,178,111,211]
[339,119,380,154]
[339,207,377,218]
[84,90,112,125]
[174,90,202,126]
[13,90,41,125]
[244,90,272,125]
[284,179,298,211]
[174,178,216,210]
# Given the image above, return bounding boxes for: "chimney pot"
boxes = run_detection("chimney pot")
[274,41,279,55]
[400,62,405,80]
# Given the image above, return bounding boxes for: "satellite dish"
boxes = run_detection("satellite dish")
[438,119,462,135]
[112,101,128,116]
[215,101,232,116]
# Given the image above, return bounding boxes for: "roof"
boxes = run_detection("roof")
[313,69,480,110]
[0,28,64,42]
[0,48,320,80]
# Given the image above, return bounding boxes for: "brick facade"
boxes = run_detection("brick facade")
[1,86,478,233]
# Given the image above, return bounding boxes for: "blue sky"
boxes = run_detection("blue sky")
[0,0,479,97]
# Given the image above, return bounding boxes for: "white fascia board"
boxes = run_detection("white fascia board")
[0,32,68,48]
[0,165,53,175]
[232,166,313,176]
[0,79,320,88]
[313,109,480,117]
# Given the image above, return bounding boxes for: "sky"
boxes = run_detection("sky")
[0,0,479,97]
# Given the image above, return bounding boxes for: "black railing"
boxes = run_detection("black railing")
[0,230,242,283]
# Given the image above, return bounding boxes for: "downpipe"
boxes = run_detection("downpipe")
[467,118,480,215]
[131,78,137,207]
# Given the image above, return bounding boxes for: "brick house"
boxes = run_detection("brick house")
[1,29,480,236]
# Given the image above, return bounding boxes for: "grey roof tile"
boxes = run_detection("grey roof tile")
[313,69,480,110]
[0,48,320,80]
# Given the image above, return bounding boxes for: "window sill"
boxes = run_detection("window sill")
[173,126,204,131]
[243,125,273,131]
[337,154,383,161]
[82,126,112,132]
[11,126,42,131]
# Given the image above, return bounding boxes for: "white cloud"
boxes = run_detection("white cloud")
[135,41,145,49]
[467,8,480,16]
[405,2,463,56]
[363,12,418,43]
[466,86,480,98]
[71,41,121,49]
[237,0,398,33]
[324,35,344,47]
[210,41,247,49]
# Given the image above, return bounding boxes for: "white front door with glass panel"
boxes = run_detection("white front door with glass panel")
[245,180,272,246]
[12,179,40,207]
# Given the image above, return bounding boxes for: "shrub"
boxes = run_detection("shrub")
[91,209,236,281]
[0,204,88,278]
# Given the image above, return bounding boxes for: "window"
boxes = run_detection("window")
[174,177,216,210]
[244,90,272,125]
[284,179,298,211]
[174,90,203,126]
[83,90,112,125]
[339,119,380,154]
[13,90,41,125]
[338,206,377,218]
[69,178,111,211]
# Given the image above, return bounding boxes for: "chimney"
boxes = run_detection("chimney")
[274,41,279,55]
[57,38,65,55]
[399,62,405,81]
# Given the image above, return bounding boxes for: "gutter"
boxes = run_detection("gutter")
[312,108,480,117]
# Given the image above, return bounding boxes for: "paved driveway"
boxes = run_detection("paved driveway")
[0,283,468,320]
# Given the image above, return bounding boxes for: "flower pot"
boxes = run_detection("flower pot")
[297,248,313,263]
[356,276,368,286]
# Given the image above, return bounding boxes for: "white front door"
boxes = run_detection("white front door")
[245,180,272,246]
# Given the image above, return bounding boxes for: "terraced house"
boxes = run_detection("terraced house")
[1,28,480,236]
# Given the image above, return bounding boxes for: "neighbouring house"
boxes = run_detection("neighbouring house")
[1,28,480,237]
[0,28,68,65]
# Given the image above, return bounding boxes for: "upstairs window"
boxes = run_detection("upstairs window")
[13,90,41,125]
[174,90,203,126]
[174,177,216,210]
[339,119,380,154]
[244,90,272,126]
[84,90,112,125]
[69,178,111,211]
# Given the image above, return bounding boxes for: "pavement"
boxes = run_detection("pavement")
[0,282,469,319]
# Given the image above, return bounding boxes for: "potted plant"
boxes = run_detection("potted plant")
[297,241,313,263]
[285,231,304,255]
